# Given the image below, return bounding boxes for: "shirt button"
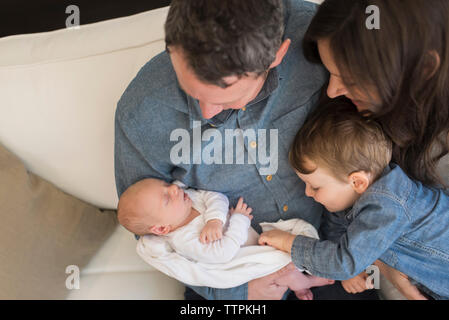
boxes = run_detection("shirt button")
[266,175,272,181]
[283,205,288,212]
[250,141,257,148]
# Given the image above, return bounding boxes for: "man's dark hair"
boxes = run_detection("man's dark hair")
[165,0,284,88]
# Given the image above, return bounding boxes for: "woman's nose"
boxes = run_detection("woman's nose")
[327,75,349,99]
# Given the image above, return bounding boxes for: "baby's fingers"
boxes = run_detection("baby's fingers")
[235,197,244,209]
[199,232,207,244]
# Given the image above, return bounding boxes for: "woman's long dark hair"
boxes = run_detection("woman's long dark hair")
[303,0,449,187]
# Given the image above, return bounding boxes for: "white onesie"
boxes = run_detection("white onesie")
[165,183,251,264]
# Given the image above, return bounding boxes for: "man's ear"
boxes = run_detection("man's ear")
[269,39,291,69]
[348,171,371,194]
[150,225,171,235]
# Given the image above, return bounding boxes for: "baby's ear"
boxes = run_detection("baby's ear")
[150,225,171,235]
[348,171,371,194]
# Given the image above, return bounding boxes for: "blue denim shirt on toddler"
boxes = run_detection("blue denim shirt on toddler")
[292,163,449,300]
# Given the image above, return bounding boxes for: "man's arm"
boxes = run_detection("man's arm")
[114,110,169,197]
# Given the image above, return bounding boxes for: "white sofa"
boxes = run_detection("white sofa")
[0,6,185,300]
[0,1,406,299]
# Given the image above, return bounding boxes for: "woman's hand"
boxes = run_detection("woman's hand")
[341,272,372,294]
[374,260,428,300]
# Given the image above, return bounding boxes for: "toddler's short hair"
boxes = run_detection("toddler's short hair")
[289,97,392,182]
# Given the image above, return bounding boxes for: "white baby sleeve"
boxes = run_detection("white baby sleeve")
[173,213,251,264]
[197,190,229,225]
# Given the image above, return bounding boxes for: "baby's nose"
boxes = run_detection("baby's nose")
[169,184,179,195]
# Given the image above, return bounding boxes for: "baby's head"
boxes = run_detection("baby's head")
[117,178,192,236]
[289,97,392,212]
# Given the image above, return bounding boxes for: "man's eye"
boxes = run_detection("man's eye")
[312,187,320,191]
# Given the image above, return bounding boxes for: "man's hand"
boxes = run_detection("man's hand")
[341,272,371,294]
[199,219,223,244]
[259,229,296,253]
[373,260,427,300]
[229,197,253,220]
[248,264,293,300]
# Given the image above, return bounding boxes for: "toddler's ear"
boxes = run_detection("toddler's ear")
[150,225,171,235]
[348,171,371,194]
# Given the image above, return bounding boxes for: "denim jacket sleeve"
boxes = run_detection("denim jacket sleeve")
[291,194,411,280]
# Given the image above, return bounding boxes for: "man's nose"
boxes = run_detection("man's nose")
[327,75,349,99]
[199,101,223,119]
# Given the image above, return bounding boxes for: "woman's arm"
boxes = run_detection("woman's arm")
[374,260,428,300]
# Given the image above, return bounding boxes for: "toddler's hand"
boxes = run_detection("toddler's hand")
[229,197,253,220]
[341,272,372,294]
[199,219,223,244]
[258,229,296,253]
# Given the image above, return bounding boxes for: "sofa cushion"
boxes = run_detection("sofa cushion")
[0,7,168,209]
[0,143,117,299]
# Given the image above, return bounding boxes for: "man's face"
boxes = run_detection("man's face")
[169,47,268,119]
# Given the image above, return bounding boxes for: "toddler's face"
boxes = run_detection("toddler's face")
[143,179,193,229]
[295,160,360,213]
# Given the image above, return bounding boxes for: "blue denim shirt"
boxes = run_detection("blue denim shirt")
[115,0,326,299]
[292,164,449,299]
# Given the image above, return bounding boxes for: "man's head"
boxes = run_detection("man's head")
[289,97,392,212]
[165,0,290,119]
[117,178,192,236]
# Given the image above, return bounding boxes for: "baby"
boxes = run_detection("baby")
[259,97,449,300]
[118,178,333,299]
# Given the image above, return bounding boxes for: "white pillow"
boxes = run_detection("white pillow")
[0,7,168,209]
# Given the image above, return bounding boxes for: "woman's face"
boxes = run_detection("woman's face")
[317,39,381,112]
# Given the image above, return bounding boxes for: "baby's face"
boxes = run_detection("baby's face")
[143,179,193,229]
[295,160,359,213]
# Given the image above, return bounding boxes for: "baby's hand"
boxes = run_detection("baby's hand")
[258,229,296,253]
[199,219,223,244]
[341,272,372,294]
[229,197,253,220]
